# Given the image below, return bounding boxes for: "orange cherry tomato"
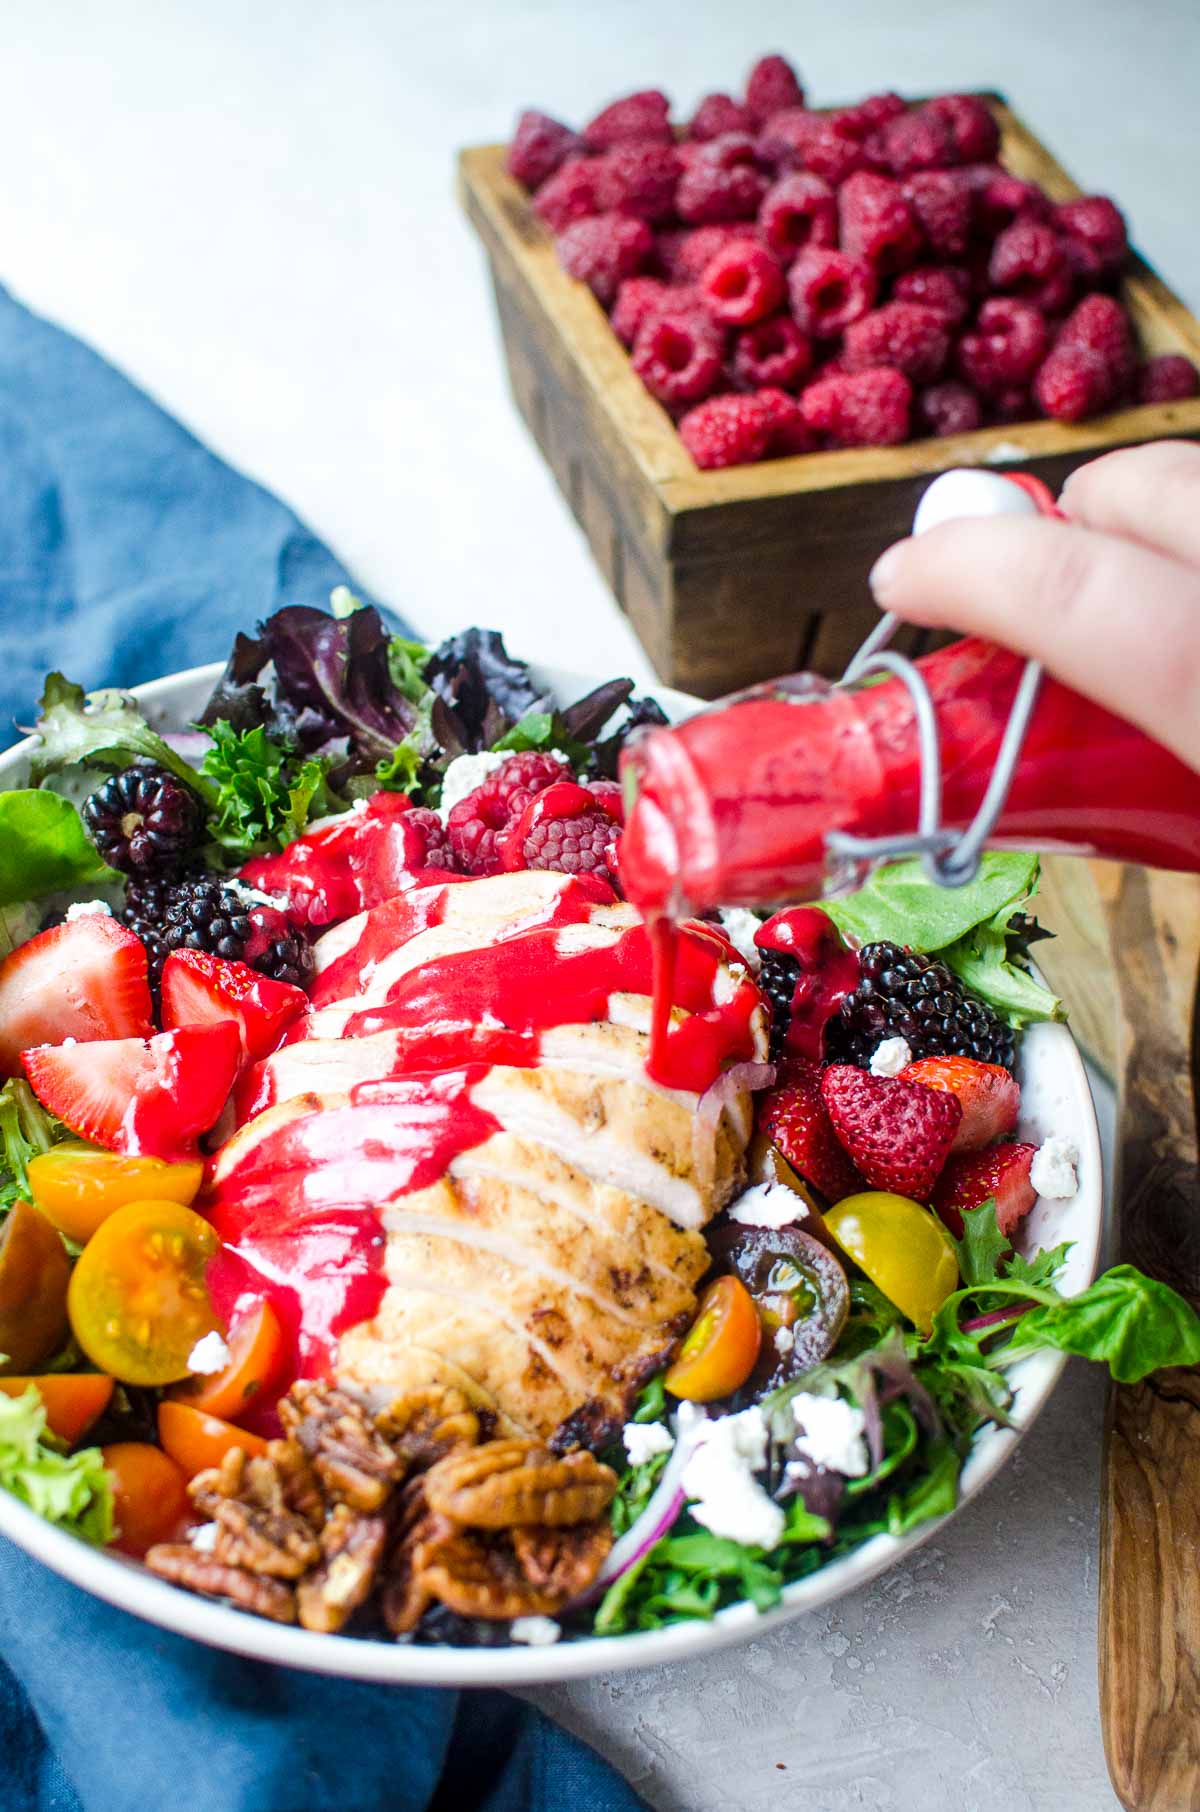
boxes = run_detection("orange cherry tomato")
[168,1298,285,1423]
[0,1374,114,1446]
[102,1441,191,1557]
[28,1143,203,1245]
[158,1400,266,1479]
[0,1197,70,1373]
[68,1200,220,1387]
[665,1274,763,1402]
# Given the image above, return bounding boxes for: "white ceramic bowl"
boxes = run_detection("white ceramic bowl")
[0,659,1102,1686]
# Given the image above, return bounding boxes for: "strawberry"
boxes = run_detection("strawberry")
[0,915,153,1078]
[932,1142,1038,1238]
[900,1055,1020,1153]
[160,951,308,1065]
[820,1064,961,1200]
[22,1022,241,1160]
[758,1057,864,1201]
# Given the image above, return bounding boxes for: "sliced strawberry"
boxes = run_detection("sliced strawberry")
[900,1055,1020,1153]
[0,916,153,1078]
[821,1064,961,1201]
[759,1057,864,1202]
[932,1141,1038,1238]
[160,951,308,1065]
[22,1023,241,1161]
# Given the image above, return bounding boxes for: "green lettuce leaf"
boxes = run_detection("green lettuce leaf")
[1004,1265,1200,1383]
[0,1078,63,1200]
[28,674,217,807]
[954,1200,1010,1287]
[490,711,589,769]
[0,791,118,907]
[0,1385,113,1544]
[941,909,1062,1029]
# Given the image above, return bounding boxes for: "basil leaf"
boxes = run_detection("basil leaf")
[1005,1265,1200,1383]
[0,791,117,906]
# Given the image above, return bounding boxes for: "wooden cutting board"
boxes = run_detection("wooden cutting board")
[1041,859,1200,1810]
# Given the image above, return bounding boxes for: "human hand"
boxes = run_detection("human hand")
[868,441,1200,772]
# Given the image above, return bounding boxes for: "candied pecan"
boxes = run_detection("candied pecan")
[381,1479,455,1638]
[375,1386,481,1473]
[280,1381,404,1511]
[266,1438,326,1528]
[190,1446,322,1579]
[297,1505,389,1635]
[419,1529,565,1621]
[510,1520,613,1600]
[424,1438,617,1530]
[146,1545,297,1624]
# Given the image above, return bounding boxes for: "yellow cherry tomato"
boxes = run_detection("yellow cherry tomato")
[665,1274,762,1402]
[67,1200,220,1387]
[823,1191,960,1334]
[28,1143,203,1246]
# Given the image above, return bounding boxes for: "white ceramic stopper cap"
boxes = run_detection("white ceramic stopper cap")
[912,468,1041,537]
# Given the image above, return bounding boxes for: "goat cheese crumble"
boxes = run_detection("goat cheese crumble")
[869,1036,913,1078]
[187,1332,231,1375]
[510,1616,562,1646]
[680,1405,785,1549]
[727,1181,807,1230]
[189,1522,220,1554]
[65,899,113,921]
[1030,1135,1079,1199]
[622,1420,674,1467]
[438,749,573,823]
[716,908,763,973]
[789,1393,870,1478]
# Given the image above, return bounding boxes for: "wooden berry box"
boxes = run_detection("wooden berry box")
[458,96,1200,698]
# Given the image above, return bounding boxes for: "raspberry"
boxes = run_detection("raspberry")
[1137,354,1200,404]
[698,238,785,326]
[1033,344,1113,422]
[676,133,768,224]
[832,93,906,140]
[838,172,921,274]
[690,92,754,141]
[957,297,1049,392]
[923,94,1000,163]
[756,386,815,455]
[679,394,771,469]
[800,367,911,447]
[1058,293,1135,395]
[731,314,813,391]
[592,141,681,221]
[968,168,1051,237]
[1052,196,1128,279]
[990,385,1032,422]
[744,53,805,122]
[669,223,759,282]
[901,170,972,259]
[873,107,954,175]
[755,107,822,172]
[556,213,653,306]
[801,120,870,185]
[843,301,950,384]
[893,265,971,325]
[582,89,672,151]
[758,172,837,263]
[632,308,724,405]
[916,380,984,437]
[507,111,581,191]
[787,246,877,337]
[534,157,602,232]
[611,276,673,344]
[403,807,458,872]
[520,792,621,888]
[447,752,572,876]
[988,218,1073,313]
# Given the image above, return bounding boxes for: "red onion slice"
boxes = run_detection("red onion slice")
[586,1412,710,1602]
[696,1061,776,1127]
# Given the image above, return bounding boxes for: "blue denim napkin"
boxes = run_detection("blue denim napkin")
[0,289,646,1812]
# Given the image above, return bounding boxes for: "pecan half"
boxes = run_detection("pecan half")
[424,1438,617,1529]
[375,1386,480,1473]
[191,1446,322,1579]
[297,1504,389,1635]
[146,1545,297,1624]
[380,1480,455,1638]
[511,1520,613,1599]
[280,1381,404,1511]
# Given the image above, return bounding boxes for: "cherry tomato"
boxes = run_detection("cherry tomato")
[665,1274,762,1402]
[0,1198,70,1373]
[158,1400,266,1478]
[708,1220,849,1378]
[0,1374,114,1446]
[823,1191,960,1334]
[168,1298,285,1423]
[103,1441,191,1558]
[28,1143,203,1245]
[68,1200,220,1387]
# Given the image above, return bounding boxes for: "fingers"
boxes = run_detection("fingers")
[869,514,1200,772]
[1060,441,1200,568]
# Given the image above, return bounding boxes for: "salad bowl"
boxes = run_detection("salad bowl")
[0,655,1103,1686]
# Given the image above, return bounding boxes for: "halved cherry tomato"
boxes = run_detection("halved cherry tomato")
[68,1200,220,1387]
[102,1441,191,1558]
[28,1143,203,1245]
[823,1191,960,1334]
[158,1400,266,1478]
[665,1274,762,1402]
[0,1198,70,1373]
[168,1298,285,1423]
[0,1374,114,1445]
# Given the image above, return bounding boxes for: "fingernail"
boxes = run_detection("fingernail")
[869,545,902,599]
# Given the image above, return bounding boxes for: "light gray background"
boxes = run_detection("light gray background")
[3,4,1192,1805]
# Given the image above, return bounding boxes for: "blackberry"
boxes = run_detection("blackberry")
[82,762,205,877]
[826,941,1015,1069]
[759,949,801,1059]
[412,1604,517,1647]
[121,874,312,992]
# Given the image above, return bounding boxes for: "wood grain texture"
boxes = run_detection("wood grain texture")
[459,99,1200,694]
[1100,868,1200,1812]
